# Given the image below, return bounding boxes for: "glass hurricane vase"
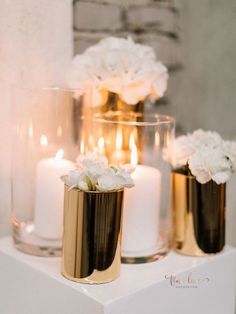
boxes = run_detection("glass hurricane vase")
[92,112,175,263]
[11,87,89,256]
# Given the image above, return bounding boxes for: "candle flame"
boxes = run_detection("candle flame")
[80,139,85,154]
[89,135,94,148]
[155,131,160,147]
[98,136,105,153]
[55,149,64,161]
[40,135,48,146]
[130,144,138,167]
[129,132,135,149]
[116,128,123,150]
[165,132,172,147]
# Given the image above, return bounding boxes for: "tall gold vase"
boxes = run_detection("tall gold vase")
[62,185,124,284]
[172,167,226,256]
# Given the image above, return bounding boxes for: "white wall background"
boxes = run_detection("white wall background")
[0,0,73,236]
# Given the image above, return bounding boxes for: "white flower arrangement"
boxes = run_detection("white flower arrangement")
[172,129,236,184]
[62,152,134,192]
[67,36,168,106]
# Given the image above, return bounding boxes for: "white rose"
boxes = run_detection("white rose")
[86,165,113,186]
[76,152,112,187]
[96,167,134,192]
[96,172,119,192]
[61,169,92,191]
[78,180,89,191]
[115,171,134,188]
[63,152,134,192]
[62,169,83,187]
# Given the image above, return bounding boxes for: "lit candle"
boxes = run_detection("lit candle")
[40,134,48,146]
[80,138,85,155]
[122,143,161,256]
[97,136,105,155]
[110,128,126,164]
[34,148,75,239]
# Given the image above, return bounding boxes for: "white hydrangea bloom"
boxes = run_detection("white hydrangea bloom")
[189,147,231,184]
[223,141,236,171]
[211,171,232,185]
[191,129,222,149]
[174,129,236,184]
[171,134,196,167]
[86,37,156,61]
[67,37,168,106]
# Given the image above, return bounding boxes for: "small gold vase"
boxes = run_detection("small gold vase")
[62,185,124,284]
[172,167,226,256]
[97,92,145,114]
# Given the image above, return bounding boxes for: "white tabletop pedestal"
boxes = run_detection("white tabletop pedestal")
[0,237,235,314]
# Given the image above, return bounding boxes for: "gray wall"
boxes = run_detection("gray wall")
[73,0,236,140]
[176,0,236,139]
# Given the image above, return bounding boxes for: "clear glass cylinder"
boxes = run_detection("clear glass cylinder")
[11,87,88,256]
[92,112,175,263]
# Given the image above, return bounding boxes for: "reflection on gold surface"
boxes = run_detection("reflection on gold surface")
[62,185,124,284]
[172,168,225,256]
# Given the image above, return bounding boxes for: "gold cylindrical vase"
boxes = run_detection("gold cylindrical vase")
[172,168,226,256]
[62,185,124,284]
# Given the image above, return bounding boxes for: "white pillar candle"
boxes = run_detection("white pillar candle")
[34,150,74,239]
[122,164,161,255]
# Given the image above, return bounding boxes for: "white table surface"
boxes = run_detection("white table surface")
[0,237,235,314]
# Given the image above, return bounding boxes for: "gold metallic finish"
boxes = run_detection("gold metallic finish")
[62,185,124,284]
[172,168,226,256]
